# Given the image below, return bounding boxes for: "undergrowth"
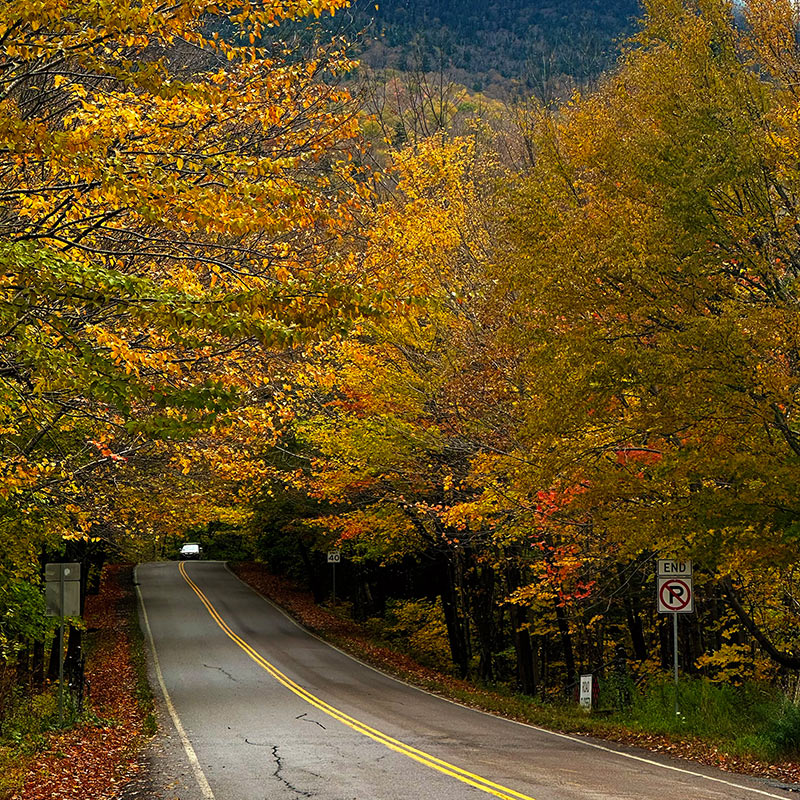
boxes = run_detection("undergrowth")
[0,686,61,797]
[619,679,800,761]
[0,566,156,799]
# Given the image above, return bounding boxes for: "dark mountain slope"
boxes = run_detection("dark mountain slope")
[354,0,641,94]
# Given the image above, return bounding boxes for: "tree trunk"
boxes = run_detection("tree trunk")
[64,625,82,685]
[617,565,647,661]
[297,538,324,603]
[540,634,549,688]
[554,599,576,692]
[721,577,800,669]
[467,561,495,683]
[15,645,30,687]
[437,550,470,678]
[32,638,45,689]
[353,566,378,621]
[510,604,537,694]
[506,563,538,695]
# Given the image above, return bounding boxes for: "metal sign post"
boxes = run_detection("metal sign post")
[672,612,679,715]
[327,551,341,606]
[656,559,693,716]
[45,563,81,726]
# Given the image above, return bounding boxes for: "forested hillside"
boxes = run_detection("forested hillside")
[357,0,640,94]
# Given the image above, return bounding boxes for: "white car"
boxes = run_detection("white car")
[179,542,202,560]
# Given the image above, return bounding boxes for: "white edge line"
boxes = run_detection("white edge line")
[222,562,795,800]
[135,564,216,800]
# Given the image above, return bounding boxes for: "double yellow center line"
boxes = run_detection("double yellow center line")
[178,562,538,800]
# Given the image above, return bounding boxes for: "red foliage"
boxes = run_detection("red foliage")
[534,484,586,521]
[615,447,663,466]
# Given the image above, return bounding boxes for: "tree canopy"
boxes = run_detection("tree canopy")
[5,0,800,715]
[0,0,373,663]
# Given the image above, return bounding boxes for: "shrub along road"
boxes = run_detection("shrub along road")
[135,561,795,800]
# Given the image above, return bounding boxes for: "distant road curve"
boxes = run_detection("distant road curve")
[135,561,796,800]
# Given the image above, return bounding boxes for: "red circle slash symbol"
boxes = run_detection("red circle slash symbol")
[660,578,691,611]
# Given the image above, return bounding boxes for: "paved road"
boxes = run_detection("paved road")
[135,561,796,800]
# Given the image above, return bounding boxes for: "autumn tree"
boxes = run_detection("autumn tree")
[494,0,800,674]
[259,0,800,694]
[253,133,516,678]
[0,0,372,689]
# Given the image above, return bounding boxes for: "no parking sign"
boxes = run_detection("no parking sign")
[657,576,694,613]
[656,558,694,716]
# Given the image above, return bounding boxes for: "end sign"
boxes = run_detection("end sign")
[657,559,692,577]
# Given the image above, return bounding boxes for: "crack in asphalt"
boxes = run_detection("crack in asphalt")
[296,712,326,729]
[203,663,238,682]
[271,745,316,798]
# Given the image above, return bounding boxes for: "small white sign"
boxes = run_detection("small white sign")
[579,674,593,710]
[44,562,82,617]
[46,581,81,617]
[657,559,692,577]
[657,576,694,613]
[327,551,341,564]
[45,562,81,582]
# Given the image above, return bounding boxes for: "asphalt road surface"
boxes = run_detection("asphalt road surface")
[134,561,797,800]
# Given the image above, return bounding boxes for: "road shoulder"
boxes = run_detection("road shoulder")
[228,560,800,791]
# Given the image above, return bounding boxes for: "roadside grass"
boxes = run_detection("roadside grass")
[230,561,800,784]
[614,679,800,759]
